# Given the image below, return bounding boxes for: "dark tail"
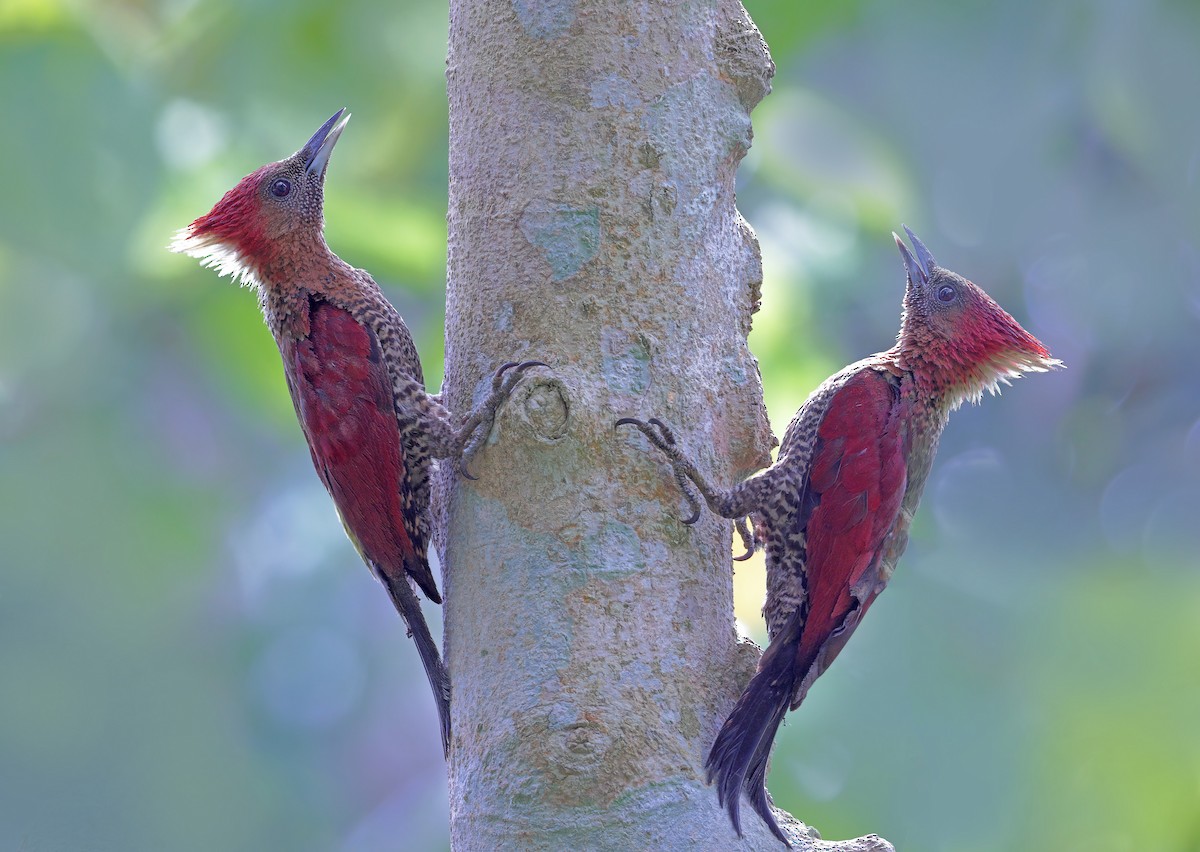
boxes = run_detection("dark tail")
[376,564,451,757]
[705,621,802,846]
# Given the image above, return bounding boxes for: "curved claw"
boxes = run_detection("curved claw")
[495,360,547,402]
[457,435,481,480]
[457,360,547,479]
[458,461,479,481]
[492,359,548,390]
[490,361,520,390]
[646,417,678,446]
[733,518,756,561]
[616,416,680,457]
[619,415,705,527]
[458,426,489,481]
[676,475,703,526]
[514,359,549,372]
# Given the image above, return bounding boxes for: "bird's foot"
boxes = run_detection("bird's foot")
[674,468,703,526]
[615,416,680,454]
[457,360,548,479]
[617,416,723,525]
[733,517,757,561]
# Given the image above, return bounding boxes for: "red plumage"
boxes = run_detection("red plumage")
[621,227,1060,843]
[790,370,906,701]
[172,109,543,758]
[279,299,440,602]
[183,171,273,266]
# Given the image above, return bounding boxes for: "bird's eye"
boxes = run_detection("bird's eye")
[936,284,957,304]
[270,178,292,198]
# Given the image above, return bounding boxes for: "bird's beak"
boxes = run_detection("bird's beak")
[893,224,936,286]
[302,108,351,179]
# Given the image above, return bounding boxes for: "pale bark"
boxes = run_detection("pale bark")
[437,0,893,849]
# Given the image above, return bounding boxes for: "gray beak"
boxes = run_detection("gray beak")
[893,224,937,285]
[301,108,351,179]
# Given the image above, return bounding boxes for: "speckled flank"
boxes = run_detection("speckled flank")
[174,112,547,760]
[512,0,575,40]
[518,203,600,281]
[631,233,1058,841]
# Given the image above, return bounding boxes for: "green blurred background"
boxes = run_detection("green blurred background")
[2,0,1198,849]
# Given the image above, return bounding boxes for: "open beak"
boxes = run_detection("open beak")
[893,224,937,286]
[301,108,351,179]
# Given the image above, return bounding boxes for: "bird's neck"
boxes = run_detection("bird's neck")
[892,329,985,417]
[257,236,355,340]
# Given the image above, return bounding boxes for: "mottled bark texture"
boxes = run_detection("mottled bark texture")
[437,1,893,849]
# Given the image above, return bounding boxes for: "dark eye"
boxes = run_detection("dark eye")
[270,178,292,198]
[936,284,957,303]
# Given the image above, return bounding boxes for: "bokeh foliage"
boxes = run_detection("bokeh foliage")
[1,0,1198,849]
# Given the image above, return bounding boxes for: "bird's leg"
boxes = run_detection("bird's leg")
[454,360,547,479]
[617,417,768,555]
[393,361,543,477]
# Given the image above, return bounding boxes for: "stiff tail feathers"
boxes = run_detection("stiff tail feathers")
[705,625,801,846]
[376,563,452,757]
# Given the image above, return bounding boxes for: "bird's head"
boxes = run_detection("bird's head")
[170,108,350,287]
[893,226,1062,405]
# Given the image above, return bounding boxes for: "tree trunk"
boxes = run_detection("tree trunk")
[438,1,894,849]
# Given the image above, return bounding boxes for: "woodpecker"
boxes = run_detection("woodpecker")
[172,109,542,755]
[620,228,1060,843]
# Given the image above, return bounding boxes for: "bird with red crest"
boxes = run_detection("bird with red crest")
[620,227,1061,843]
[173,109,543,755]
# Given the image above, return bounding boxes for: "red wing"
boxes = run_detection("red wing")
[278,299,441,603]
[792,369,907,700]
